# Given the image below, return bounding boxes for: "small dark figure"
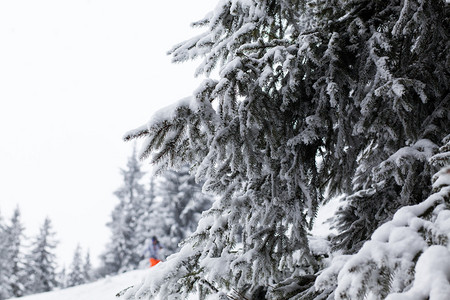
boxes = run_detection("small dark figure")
[144,236,163,267]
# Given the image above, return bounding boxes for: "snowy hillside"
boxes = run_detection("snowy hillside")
[8,270,147,300]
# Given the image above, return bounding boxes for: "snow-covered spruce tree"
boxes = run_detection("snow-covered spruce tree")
[26,217,59,294]
[100,147,147,274]
[83,250,93,283]
[67,245,85,287]
[0,210,13,300]
[134,175,157,262]
[316,147,450,299]
[329,0,450,253]
[57,266,67,289]
[122,0,449,299]
[150,165,213,254]
[0,208,27,299]
[4,207,27,297]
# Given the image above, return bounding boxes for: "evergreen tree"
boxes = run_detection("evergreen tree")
[57,266,67,289]
[323,0,450,253]
[26,217,58,294]
[67,245,85,287]
[0,210,12,300]
[83,250,93,283]
[154,165,213,254]
[316,155,450,299]
[134,175,158,259]
[101,147,146,274]
[5,207,27,297]
[122,0,449,298]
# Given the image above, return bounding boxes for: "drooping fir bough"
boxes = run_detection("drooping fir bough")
[123,0,449,299]
[316,140,450,299]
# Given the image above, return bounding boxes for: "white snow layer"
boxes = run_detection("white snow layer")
[123,96,193,139]
[386,246,450,300]
[8,269,202,300]
[8,270,148,300]
[316,166,450,299]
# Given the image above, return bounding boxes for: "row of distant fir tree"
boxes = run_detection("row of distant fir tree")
[97,146,214,276]
[0,147,214,299]
[0,211,93,300]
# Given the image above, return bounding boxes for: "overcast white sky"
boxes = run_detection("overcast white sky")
[0,0,214,267]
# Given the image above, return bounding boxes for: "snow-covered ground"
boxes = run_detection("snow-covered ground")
[8,270,148,300]
[9,268,202,300]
